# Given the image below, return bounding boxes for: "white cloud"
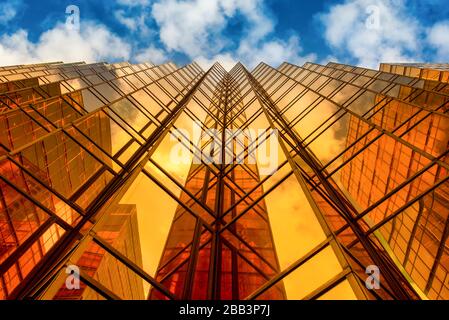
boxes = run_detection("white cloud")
[114,9,152,36]
[196,37,315,71]
[116,0,150,6]
[238,35,316,69]
[319,0,421,68]
[427,20,449,61]
[196,53,238,71]
[135,45,167,64]
[150,0,315,69]
[115,9,139,31]
[0,21,131,65]
[152,0,233,58]
[0,0,22,25]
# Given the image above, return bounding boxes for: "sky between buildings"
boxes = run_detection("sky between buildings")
[0,0,448,71]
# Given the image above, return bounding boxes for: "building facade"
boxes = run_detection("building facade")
[0,60,448,300]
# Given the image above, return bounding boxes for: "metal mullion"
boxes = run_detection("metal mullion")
[25,99,62,132]
[91,234,175,300]
[11,64,212,299]
[184,161,213,187]
[219,237,273,283]
[220,221,279,274]
[274,116,358,220]
[9,63,175,111]
[200,78,223,102]
[227,96,258,125]
[226,82,253,107]
[195,85,220,107]
[78,269,122,300]
[170,67,193,88]
[222,122,271,176]
[166,72,190,95]
[59,94,87,117]
[229,157,259,183]
[158,231,273,289]
[269,77,294,104]
[168,122,222,176]
[91,72,200,149]
[260,95,358,221]
[143,87,173,114]
[69,166,108,203]
[303,270,351,300]
[250,63,265,78]
[307,104,384,171]
[277,72,323,106]
[339,243,395,299]
[142,168,214,233]
[2,99,52,134]
[207,74,228,299]
[0,175,73,231]
[426,216,449,292]
[257,70,284,94]
[0,218,56,276]
[7,155,85,217]
[256,68,283,90]
[61,126,120,176]
[152,175,211,269]
[280,96,324,135]
[149,73,186,105]
[403,200,425,266]
[364,174,449,237]
[316,62,445,98]
[311,95,446,183]
[277,86,310,118]
[224,109,266,164]
[111,82,185,140]
[266,64,449,172]
[284,63,449,119]
[184,99,220,128]
[219,169,293,233]
[246,64,419,299]
[115,63,202,113]
[121,94,158,125]
[157,241,198,276]
[195,122,235,162]
[27,69,202,296]
[222,162,290,217]
[301,95,391,148]
[61,90,89,114]
[297,163,352,220]
[137,115,159,136]
[104,105,146,142]
[182,219,203,299]
[229,167,239,300]
[189,96,221,124]
[148,158,215,218]
[289,64,448,116]
[219,170,269,219]
[69,125,120,174]
[0,186,20,247]
[337,142,449,226]
[245,239,331,300]
[221,173,271,223]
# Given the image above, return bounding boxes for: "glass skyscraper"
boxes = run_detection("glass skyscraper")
[0,60,448,300]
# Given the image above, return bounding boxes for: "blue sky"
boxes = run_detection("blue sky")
[0,0,448,70]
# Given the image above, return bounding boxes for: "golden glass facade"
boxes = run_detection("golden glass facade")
[0,60,448,300]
